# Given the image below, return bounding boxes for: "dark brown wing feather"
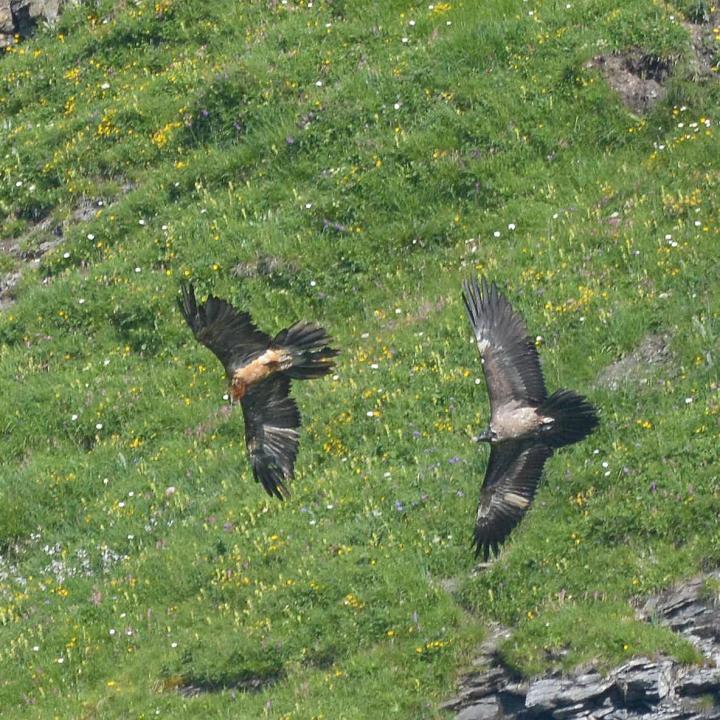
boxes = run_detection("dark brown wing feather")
[473,439,553,560]
[179,282,271,375]
[462,276,547,414]
[241,375,300,500]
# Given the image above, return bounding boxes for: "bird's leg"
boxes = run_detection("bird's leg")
[474,427,494,443]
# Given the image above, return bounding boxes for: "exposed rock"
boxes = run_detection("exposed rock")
[684,10,720,79]
[585,51,671,115]
[0,2,13,34]
[639,573,720,668]
[677,668,720,697]
[443,572,720,719]
[525,674,613,713]
[445,657,719,720]
[585,9,719,116]
[231,254,297,278]
[0,221,58,312]
[71,197,101,224]
[0,270,22,310]
[596,333,675,391]
[0,195,109,312]
[0,0,69,46]
[457,698,500,720]
[614,658,674,705]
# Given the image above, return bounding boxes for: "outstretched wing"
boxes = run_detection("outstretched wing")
[241,375,300,500]
[473,439,552,560]
[179,282,271,375]
[462,276,547,415]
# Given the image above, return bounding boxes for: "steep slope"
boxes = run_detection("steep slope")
[0,1,718,717]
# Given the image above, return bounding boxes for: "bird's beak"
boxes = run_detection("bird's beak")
[474,429,493,443]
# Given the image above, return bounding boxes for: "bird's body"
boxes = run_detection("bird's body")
[462,277,598,560]
[230,347,291,401]
[178,282,338,499]
[488,402,552,442]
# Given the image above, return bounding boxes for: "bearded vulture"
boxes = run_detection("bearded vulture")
[462,276,599,560]
[179,282,338,500]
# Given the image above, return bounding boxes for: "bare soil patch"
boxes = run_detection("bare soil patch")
[587,10,719,115]
[585,51,672,114]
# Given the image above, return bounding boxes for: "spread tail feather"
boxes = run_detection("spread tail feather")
[539,389,599,448]
[272,321,339,379]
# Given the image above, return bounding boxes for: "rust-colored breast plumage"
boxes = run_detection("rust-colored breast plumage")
[230,349,289,400]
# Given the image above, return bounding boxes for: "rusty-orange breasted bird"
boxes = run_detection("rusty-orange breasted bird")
[179,282,338,500]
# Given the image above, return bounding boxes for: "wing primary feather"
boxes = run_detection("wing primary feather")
[179,281,200,334]
[463,275,547,410]
[242,376,301,501]
[178,282,272,375]
[473,440,552,560]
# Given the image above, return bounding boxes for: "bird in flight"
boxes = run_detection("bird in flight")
[462,276,599,560]
[179,282,338,500]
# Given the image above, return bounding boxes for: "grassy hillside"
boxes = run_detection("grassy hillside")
[0,0,718,717]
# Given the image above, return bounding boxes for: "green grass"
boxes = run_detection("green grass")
[498,601,703,676]
[0,0,719,717]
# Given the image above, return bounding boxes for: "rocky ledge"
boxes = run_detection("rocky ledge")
[1,0,68,46]
[443,572,720,719]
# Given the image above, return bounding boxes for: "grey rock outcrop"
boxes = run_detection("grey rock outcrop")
[443,572,720,719]
[0,0,68,46]
[641,574,720,667]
